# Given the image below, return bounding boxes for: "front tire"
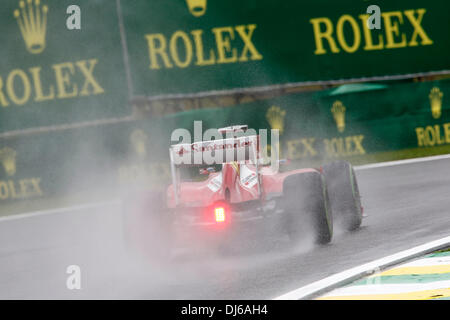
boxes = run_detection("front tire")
[283,172,333,245]
[323,161,362,231]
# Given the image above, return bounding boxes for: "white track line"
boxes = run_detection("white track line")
[322,280,450,297]
[354,153,450,171]
[0,200,121,223]
[398,256,450,267]
[359,256,450,271]
[273,235,450,300]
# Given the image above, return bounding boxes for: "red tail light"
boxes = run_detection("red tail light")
[214,206,226,223]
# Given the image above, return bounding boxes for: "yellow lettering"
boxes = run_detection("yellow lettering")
[323,138,336,157]
[336,15,361,53]
[191,30,216,66]
[145,34,173,69]
[29,67,55,102]
[425,126,435,146]
[169,31,193,68]
[359,14,384,51]
[382,11,407,49]
[434,125,444,145]
[286,139,317,159]
[352,135,365,154]
[310,17,340,55]
[324,135,365,156]
[76,59,104,96]
[404,9,433,47]
[7,180,18,199]
[416,127,426,146]
[444,123,450,144]
[19,180,28,197]
[0,77,9,107]
[212,26,238,64]
[6,69,31,105]
[0,178,43,200]
[52,62,78,99]
[345,136,355,154]
[235,24,263,62]
[301,138,317,156]
[30,178,43,196]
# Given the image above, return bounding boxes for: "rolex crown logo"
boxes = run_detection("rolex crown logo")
[14,0,48,54]
[266,106,286,135]
[0,147,17,177]
[429,87,443,119]
[186,0,207,17]
[130,130,148,158]
[331,100,346,133]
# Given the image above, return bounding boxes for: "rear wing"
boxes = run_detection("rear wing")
[170,135,260,167]
[169,135,261,206]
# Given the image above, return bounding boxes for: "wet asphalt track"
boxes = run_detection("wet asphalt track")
[0,157,449,299]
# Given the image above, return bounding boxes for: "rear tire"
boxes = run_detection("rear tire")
[323,161,362,231]
[283,172,333,245]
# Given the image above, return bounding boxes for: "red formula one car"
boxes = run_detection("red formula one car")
[123,125,363,257]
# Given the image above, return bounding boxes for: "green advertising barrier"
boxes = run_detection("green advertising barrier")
[0,118,173,202]
[121,0,450,98]
[120,77,450,168]
[0,0,129,133]
[316,80,450,157]
[2,0,449,131]
[1,78,450,204]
